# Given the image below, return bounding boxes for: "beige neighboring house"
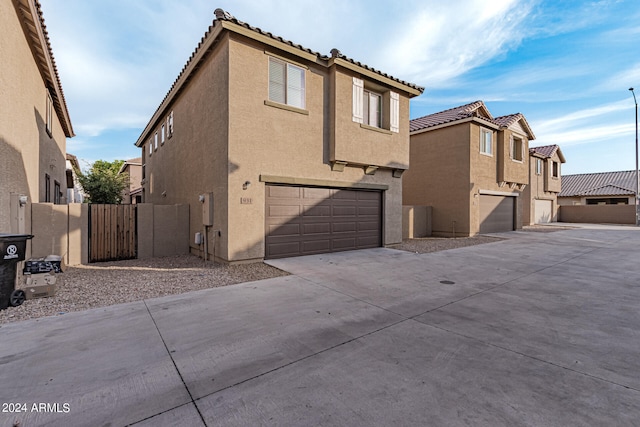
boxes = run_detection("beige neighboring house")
[523,144,566,224]
[0,0,74,233]
[135,9,423,263]
[403,101,534,236]
[558,171,637,206]
[65,153,84,203]
[118,157,142,204]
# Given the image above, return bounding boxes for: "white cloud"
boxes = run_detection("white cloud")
[534,99,633,134]
[537,123,633,147]
[378,0,533,87]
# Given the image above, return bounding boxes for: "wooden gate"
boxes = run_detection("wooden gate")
[89,204,137,262]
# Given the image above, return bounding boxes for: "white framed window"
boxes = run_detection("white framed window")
[167,111,173,138]
[161,124,165,145]
[268,57,305,109]
[154,132,158,150]
[149,139,152,156]
[46,92,53,136]
[363,90,382,128]
[480,129,493,155]
[511,136,523,162]
[352,77,400,133]
[535,158,542,175]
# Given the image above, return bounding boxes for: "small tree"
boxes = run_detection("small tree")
[75,159,128,204]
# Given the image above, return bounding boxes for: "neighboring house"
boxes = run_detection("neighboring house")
[118,157,142,204]
[523,144,566,224]
[65,153,85,203]
[559,171,637,205]
[135,9,423,262]
[0,0,74,233]
[403,101,534,236]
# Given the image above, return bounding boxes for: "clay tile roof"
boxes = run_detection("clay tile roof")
[410,100,490,132]
[559,170,637,197]
[138,8,423,146]
[16,0,73,137]
[530,144,558,158]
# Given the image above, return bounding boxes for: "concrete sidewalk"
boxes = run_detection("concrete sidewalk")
[1,227,639,426]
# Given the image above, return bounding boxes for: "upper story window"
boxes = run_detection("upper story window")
[552,161,559,178]
[352,78,400,133]
[480,129,493,155]
[167,111,174,138]
[54,181,61,204]
[154,132,158,151]
[149,139,152,156]
[161,124,165,145]
[268,57,305,109]
[511,136,523,162]
[46,92,53,136]
[535,158,542,175]
[363,90,382,128]
[45,173,51,202]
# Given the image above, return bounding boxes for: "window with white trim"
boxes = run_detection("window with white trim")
[149,139,152,156]
[535,158,542,175]
[268,57,305,109]
[161,124,165,145]
[480,129,493,155]
[154,132,158,150]
[511,136,523,161]
[352,77,400,132]
[363,90,382,128]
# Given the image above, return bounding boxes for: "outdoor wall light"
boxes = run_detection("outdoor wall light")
[19,195,28,206]
[243,181,251,190]
[199,194,205,203]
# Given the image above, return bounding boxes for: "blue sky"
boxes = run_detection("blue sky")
[41,0,640,175]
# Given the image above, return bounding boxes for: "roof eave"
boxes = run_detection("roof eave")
[410,116,500,136]
[329,57,423,97]
[17,0,74,137]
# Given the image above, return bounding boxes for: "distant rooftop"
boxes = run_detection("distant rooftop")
[410,100,534,139]
[559,170,636,197]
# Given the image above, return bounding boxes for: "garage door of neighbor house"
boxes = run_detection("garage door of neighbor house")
[265,185,381,259]
[479,195,514,233]
[534,199,553,224]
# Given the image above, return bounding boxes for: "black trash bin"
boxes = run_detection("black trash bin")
[0,233,33,309]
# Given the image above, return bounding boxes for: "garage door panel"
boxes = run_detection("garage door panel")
[268,205,300,218]
[303,205,331,217]
[333,206,357,216]
[332,190,358,200]
[303,223,331,235]
[265,185,381,259]
[268,186,301,198]
[268,242,301,258]
[302,240,331,253]
[268,223,300,236]
[479,195,514,233]
[333,222,357,233]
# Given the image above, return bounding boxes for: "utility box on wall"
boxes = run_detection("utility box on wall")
[202,193,214,226]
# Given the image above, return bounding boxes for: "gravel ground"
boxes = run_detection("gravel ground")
[0,226,567,324]
[0,255,288,325]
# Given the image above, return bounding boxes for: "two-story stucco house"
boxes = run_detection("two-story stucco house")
[136,9,423,262]
[523,144,566,224]
[403,101,534,236]
[0,0,74,233]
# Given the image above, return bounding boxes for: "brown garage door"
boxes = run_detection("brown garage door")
[479,195,514,233]
[265,185,381,259]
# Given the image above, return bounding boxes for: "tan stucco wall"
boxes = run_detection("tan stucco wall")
[403,124,472,236]
[226,35,408,261]
[497,129,529,185]
[559,204,635,224]
[330,68,411,169]
[405,121,528,236]
[141,35,230,260]
[0,0,67,232]
[544,157,562,193]
[30,203,88,266]
[523,153,561,225]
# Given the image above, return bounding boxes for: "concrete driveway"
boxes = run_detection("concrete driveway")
[1,226,639,426]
